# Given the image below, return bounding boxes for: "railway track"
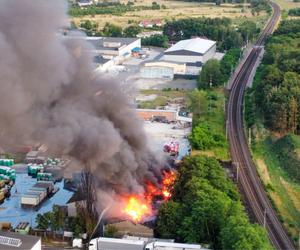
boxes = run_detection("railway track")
[227,2,295,249]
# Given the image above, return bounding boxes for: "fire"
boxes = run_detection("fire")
[123,196,151,222]
[122,169,177,222]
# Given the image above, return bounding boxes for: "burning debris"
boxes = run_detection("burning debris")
[121,170,177,222]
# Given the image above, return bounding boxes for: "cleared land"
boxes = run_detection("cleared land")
[72,1,268,29]
[253,139,300,242]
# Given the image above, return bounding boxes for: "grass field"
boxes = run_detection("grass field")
[72,1,268,29]
[272,0,300,10]
[137,89,189,109]
[252,138,300,243]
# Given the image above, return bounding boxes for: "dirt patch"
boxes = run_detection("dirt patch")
[256,158,271,184]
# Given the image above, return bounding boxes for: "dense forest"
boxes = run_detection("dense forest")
[155,156,272,249]
[163,18,260,51]
[245,20,300,182]
[247,20,300,134]
[288,7,300,16]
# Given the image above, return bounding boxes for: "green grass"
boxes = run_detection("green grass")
[137,89,189,109]
[192,88,229,161]
[252,138,300,243]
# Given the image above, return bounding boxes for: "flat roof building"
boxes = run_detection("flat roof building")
[86,37,141,58]
[0,231,41,250]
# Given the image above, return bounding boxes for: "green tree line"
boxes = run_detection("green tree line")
[197,48,241,88]
[155,156,272,249]
[288,8,300,16]
[163,18,260,51]
[69,2,163,17]
[247,20,300,135]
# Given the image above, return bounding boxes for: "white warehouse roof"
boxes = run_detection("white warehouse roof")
[165,38,216,55]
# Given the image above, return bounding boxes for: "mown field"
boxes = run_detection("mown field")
[71,1,268,29]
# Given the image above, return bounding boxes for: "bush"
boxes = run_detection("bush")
[189,122,225,150]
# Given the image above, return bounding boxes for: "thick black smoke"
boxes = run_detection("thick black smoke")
[0,0,161,202]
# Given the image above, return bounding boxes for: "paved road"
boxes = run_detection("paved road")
[227,2,295,249]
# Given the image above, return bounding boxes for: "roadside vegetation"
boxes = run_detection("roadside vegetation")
[245,19,300,243]
[163,18,260,51]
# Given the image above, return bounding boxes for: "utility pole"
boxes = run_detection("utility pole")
[226,120,229,140]
[236,162,239,182]
[209,74,212,88]
[233,162,240,182]
[263,208,267,228]
[248,128,251,146]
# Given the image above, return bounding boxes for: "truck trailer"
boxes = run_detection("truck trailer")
[89,237,204,250]
[89,237,146,250]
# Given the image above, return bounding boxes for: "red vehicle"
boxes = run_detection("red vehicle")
[163,141,179,156]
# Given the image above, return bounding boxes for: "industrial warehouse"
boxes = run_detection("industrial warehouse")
[140,37,220,79]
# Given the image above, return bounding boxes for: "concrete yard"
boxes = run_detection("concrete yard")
[0,171,73,227]
[144,121,191,160]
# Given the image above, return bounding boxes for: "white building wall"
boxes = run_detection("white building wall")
[118,39,141,56]
[31,239,42,250]
[202,44,216,63]
[141,66,174,79]
[162,55,203,63]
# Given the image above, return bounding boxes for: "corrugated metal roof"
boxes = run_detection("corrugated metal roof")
[165,38,216,55]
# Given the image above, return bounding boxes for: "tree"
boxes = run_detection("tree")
[151,1,160,9]
[238,21,260,43]
[155,156,271,249]
[141,35,169,48]
[102,22,122,37]
[187,90,207,118]
[155,201,183,240]
[80,20,94,31]
[198,59,224,89]
[221,215,272,250]
[123,25,141,37]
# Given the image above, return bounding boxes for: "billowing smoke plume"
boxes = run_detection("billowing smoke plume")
[0,0,162,205]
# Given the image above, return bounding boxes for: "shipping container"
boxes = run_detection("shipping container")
[27,187,47,201]
[34,181,54,195]
[37,172,53,181]
[27,164,44,177]
[21,193,40,206]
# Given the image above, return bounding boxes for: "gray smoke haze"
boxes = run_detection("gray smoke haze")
[0,0,162,204]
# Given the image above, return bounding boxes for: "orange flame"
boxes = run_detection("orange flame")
[122,196,152,222]
[122,170,177,222]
